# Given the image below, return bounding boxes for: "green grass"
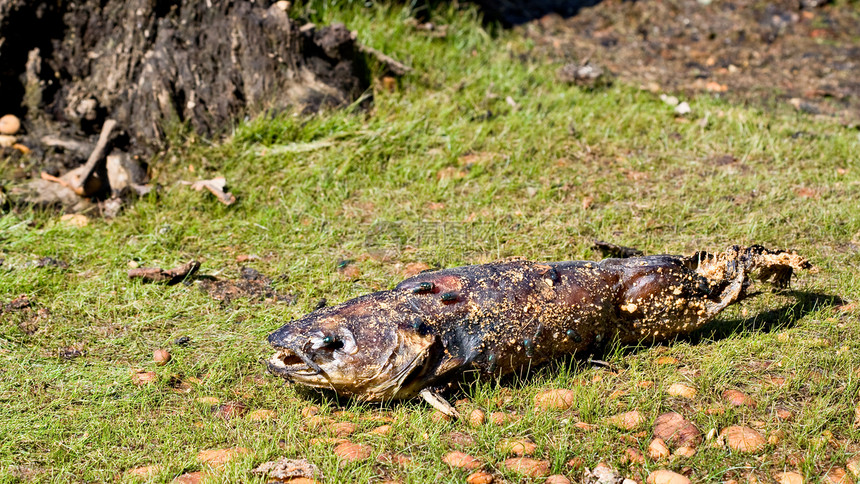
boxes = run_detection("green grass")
[2,1,859,483]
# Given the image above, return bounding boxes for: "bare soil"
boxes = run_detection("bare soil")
[522,0,860,126]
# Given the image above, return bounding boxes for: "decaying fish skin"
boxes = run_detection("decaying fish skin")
[267,245,809,415]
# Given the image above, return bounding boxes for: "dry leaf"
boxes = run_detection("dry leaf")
[334,441,371,461]
[666,383,697,399]
[776,472,804,484]
[467,471,495,484]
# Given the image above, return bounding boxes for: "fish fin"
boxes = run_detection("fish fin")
[420,388,460,418]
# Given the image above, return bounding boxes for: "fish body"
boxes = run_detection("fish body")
[267,246,808,410]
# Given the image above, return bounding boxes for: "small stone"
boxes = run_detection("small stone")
[847,458,859,478]
[213,401,248,420]
[497,438,536,456]
[369,424,391,436]
[545,475,572,484]
[647,469,691,484]
[171,471,207,484]
[674,446,696,458]
[502,457,551,478]
[328,422,357,437]
[273,1,291,12]
[301,406,320,418]
[128,260,140,269]
[660,94,680,106]
[574,421,598,431]
[666,383,697,399]
[607,410,644,430]
[823,468,852,484]
[624,447,645,464]
[247,409,276,421]
[467,471,495,484]
[197,447,250,468]
[776,472,804,484]
[490,412,514,425]
[153,349,171,365]
[334,441,371,461]
[0,134,16,148]
[674,102,692,115]
[131,370,156,386]
[444,431,475,448]
[648,438,671,460]
[0,114,20,135]
[534,389,576,411]
[720,426,766,453]
[468,409,486,427]
[653,412,702,448]
[126,465,160,478]
[776,408,794,420]
[768,429,787,445]
[722,389,755,407]
[60,214,89,228]
[442,451,482,470]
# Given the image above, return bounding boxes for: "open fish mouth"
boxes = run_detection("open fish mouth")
[266,347,325,378]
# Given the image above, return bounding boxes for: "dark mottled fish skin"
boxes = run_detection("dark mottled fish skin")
[267,246,809,407]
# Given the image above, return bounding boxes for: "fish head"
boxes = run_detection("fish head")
[266,292,435,400]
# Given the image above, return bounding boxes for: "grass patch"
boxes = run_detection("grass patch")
[1,1,859,482]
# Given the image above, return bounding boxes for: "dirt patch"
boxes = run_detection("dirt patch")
[523,0,860,126]
[199,267,295,305]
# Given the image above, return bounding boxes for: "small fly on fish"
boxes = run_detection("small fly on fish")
[267,245,810,416]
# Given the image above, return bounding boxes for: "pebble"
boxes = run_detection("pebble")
[647,470,691,484]
[334,441,371,461]
[534,389,575,411]
[468,409,486,427]
[666,383,697,399]
[776,472,804,484]
[545,475,572,484]
[60,214,89,228]
[653,412,702,448]
[497,438,536,456]
[329,422,357,437]
[720,426,766,453]
[0,114,20,135]
[131,370,156,386]
[442,451,482,470]
[369,424,391,436]
[722,389,756,407]
[660,94,680,106]
[648,438,671,460]
[197,447,250,468]
[502,457,551,478]
[467,471,495,484]
[153,349,171,365]
[607,410,644,430]
[674,446,696,458]
[823,468,851,484]
[213,401,248,420]
[0,134,16,147]
[847,458,860,478]
[247,409,276,421]
[674,102,691,115]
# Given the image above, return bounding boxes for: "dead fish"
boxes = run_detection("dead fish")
[267,245,810,416]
